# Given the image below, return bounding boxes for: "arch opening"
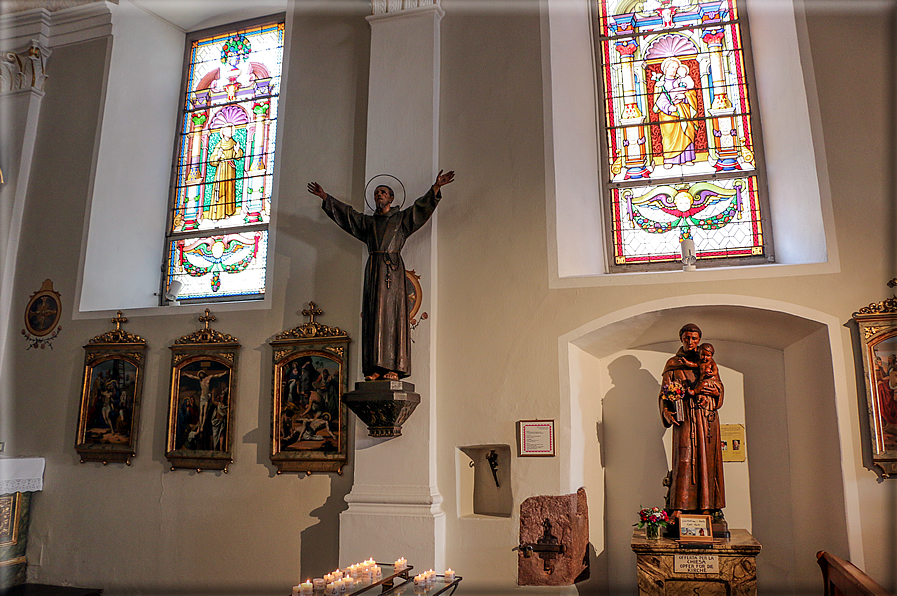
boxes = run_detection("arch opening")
[561,301,855,595]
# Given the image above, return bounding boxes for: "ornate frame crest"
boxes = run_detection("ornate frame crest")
[76,312,146,465]
[270,302,350,474]
[166,309,239,473]
[852,280,897,478]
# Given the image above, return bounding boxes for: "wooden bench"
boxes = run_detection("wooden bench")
[817,551,892,596]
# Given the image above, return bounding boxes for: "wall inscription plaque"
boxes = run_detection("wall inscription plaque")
[674,554,719,574]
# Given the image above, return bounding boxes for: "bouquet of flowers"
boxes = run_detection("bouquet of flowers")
[635,507,669,539]
[634,506,670,529]
[661,380,686,423]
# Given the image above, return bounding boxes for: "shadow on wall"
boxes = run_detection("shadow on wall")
[573,354,668,596]
[301,475,352,577]
[605,355,668,595]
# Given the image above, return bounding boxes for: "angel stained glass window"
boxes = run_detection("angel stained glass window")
[163,18,284,302]
[596,0,772,268]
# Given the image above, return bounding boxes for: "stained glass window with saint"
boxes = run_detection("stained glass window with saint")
[164,19,284,301]
[596,0,770,267]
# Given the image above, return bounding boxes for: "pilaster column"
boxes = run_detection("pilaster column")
[339,0,445,572]
[0,35,50,455]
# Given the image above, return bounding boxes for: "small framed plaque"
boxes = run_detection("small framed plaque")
[517,420,555,457]
[721,424,746,462]
[678,514,714,543]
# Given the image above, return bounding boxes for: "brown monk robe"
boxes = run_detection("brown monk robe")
[308,171,454,380]
[659,323,725,513]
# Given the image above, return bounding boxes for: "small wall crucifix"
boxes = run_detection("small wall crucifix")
[302,301,323,324]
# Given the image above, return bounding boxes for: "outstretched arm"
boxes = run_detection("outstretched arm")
[307,182,327,201]
[432,170,454,195]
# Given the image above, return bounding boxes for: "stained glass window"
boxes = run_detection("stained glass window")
[596,0,770,267]
[163,19,284,302]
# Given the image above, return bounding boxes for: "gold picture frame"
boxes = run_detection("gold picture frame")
[678,514,714,543]
[165,310,239,473]
[76,312,146,465]
[270,302,349,475]
[853,285,897,477]
[0,493,20,547]
[23,279,61,337]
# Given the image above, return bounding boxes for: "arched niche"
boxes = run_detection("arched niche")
[558,298,861,595]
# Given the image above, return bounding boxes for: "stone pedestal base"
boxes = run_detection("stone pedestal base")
[342,380,420,438]
[632,528,761,596]
[517,488,590,586]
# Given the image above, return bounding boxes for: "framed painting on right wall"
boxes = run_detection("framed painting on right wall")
[853,286,897,477]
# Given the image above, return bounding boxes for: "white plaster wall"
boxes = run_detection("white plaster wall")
[77,0,184,311]
[783,327,852,591]
[3,0,896,594]
[433,0,893,578]
[11,2,374,590]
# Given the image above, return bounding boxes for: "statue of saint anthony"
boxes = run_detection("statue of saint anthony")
[659,323,725,520]
[307,170,454,381]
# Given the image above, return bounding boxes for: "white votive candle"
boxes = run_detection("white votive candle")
[445,568,455,582]
[292,586,301,596]
[301,580,314,596]
[313,578,326,591]
[325,583,338,596]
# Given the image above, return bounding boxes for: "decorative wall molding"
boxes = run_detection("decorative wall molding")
[0,2,112,52]
[371,0,438,16]
[0,39,50,94]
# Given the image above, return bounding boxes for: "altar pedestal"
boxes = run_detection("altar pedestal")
[0,458,45,590]
[631,529,761,596]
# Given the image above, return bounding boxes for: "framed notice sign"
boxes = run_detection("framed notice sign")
[678,514,714,544]
[721,424,746,462]
[517,420,555,457]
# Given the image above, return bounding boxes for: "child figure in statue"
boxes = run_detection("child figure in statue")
[694,343,721,410]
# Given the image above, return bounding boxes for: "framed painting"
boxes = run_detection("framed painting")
[24,279,61,337]
[166,310,239,472]
[270,302,349,474]
[853,286,897,477]
[76,312,146,465]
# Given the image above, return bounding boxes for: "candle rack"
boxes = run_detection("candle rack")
[295,564,461,596]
